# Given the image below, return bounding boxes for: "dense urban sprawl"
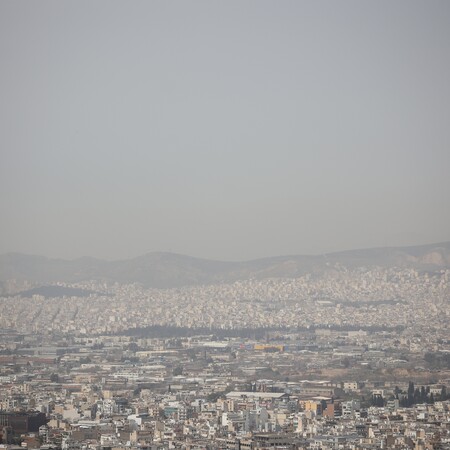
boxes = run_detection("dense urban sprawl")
[1,266,449,449]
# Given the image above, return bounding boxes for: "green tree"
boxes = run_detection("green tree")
[407,381,414,406]
[50,373,59,383]
[173,366,183,376]
[420,386,426,403]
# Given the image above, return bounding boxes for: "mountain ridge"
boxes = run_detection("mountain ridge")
[1,241,449,289]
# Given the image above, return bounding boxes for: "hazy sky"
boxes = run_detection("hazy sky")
[1,1,449,261]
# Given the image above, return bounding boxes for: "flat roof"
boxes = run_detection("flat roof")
[226,391,287,399]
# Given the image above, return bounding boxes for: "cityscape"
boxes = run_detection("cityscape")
[1,246,449,449]
[1,1,450,449]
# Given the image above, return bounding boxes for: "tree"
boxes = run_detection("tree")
[371,394,384,407]
[414,388,421,404]
[407,381,414,406]
[420,386,426,403]
[173,366,183,376]
[50,373,59,383]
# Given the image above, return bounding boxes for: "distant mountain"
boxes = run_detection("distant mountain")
[0,242,449,290]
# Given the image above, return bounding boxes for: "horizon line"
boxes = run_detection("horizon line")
[1,239,449,264]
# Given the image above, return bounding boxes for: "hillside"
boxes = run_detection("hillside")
[0,242,449,290]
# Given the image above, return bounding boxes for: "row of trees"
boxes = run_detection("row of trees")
[370,382,449,407]
[399,381,448,407]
